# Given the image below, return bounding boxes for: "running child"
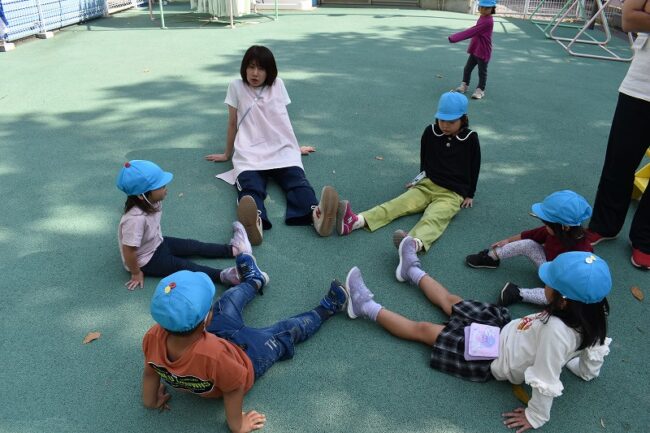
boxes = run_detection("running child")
[345,239,611,432]
[117,160,250,290]
[337,91,480,255]
[465,190,593,306]
[449,0,497,100]
[206,45,339,246]
[141,255,348,433]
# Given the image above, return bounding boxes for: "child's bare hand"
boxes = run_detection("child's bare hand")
[300,146,316,155]
[157,384,171,411]
[205,153,229,162]
[461,197,473,208]
[241,410,266,432]
[491,238,511,248]
[502,407,533,433]
[126,271,144,290]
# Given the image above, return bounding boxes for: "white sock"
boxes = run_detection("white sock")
[352,214,365,231]
[414,238,424,252]
[520,288,548,305]
[488,248,499,260]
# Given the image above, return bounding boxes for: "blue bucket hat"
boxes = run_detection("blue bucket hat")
[116,160,173,196]
[479,0,497,7]
[538,252,611,304]
[150,271,216,332]
[435,92,468,121]
[530,190,592,226]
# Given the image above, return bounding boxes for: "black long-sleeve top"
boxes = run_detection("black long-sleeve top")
[420,123,481,198]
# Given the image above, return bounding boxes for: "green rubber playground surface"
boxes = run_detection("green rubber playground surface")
[1,5,648,433]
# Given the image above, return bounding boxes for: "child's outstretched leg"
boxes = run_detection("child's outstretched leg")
[466,239,546,269]
[397,236,463,316]
[345,266,443,346]
[238,280,348,379]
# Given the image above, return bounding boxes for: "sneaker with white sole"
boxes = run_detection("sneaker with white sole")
[471,88,485,99]
[455,82,468,93]
[344,266,376,320]
[237,195,263,246]
[336,200,358,236]
[235,253,269,293]
[319,279,349,314]
[231,221,252,255]
[396,236,422,283]
[312,186,339,237]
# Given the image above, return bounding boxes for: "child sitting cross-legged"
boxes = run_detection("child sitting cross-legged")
[141,254,348,433]
[345,238,612,431]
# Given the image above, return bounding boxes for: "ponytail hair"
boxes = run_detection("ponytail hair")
[542,220,586,250]
[544,289,609,350]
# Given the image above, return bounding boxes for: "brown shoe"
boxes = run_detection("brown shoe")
[312,186,339,237]
[237,195,263,246]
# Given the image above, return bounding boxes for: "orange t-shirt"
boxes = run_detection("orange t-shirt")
[142,324,255,399]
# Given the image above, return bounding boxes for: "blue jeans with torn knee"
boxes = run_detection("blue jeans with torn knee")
[206,282,323,379]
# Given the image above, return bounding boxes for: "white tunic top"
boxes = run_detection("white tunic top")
[619,33,650,102]
[216,78,303,184]
[490,313,611,429]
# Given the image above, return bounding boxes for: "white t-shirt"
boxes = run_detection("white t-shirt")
[619,33,650,102]
[118,203,163,270]
[490,313,611,429]
[216,78,303,184]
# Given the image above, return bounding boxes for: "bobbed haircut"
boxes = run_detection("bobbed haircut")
[240,45,278,86]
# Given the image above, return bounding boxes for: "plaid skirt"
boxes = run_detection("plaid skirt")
[430,300,511,382]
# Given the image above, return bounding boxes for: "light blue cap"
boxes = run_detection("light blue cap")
[435,92,468,121]
[150,271,216,332]
[530,190,592,226]
[539,252,611,304]
[479,0,497,7]
[116,160,173,196]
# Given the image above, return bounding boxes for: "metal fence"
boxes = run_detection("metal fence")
[0,0,145,42]
[0,0,624,44]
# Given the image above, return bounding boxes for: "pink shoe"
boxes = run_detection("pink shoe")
[631,248,650,270]
[336,200,358,236]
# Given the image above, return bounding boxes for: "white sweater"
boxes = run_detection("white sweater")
[490,313,611,429]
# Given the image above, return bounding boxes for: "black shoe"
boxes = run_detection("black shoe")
[498,282,522,307]
[466,249,500,269]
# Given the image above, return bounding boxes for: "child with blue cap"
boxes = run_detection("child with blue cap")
[141,254,348,433]
[337,92,481,257]
[344,250,611,431]
[117,160,252,290]
[466,190,593,306]
[449,0,497,99]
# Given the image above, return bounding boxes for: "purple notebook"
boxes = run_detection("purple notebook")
[463,323,500,361]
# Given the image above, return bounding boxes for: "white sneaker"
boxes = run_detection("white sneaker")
[471,88,485,99]
[237,195,263,246]
[455,82,468,93]
[312,186,339,237]
[231,221,252,255]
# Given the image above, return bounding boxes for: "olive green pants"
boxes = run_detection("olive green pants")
[360,178,463,251]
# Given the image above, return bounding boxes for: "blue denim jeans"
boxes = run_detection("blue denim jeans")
[206,282,323,379]
[141,236,232,284]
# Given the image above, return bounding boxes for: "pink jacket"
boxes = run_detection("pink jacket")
[448,15,494,62]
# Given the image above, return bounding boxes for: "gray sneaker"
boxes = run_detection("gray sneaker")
[456,82,468,93]
[396,236,421,283]
[471,88,485,99]
[392,229,408,249]
[344,267,376,320]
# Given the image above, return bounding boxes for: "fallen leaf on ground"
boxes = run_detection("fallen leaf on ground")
[436,74,443,78]
[375,156,384,160]
[178,192,184,198]
[512,384,530,404]
[83,332,101,344]
[631,286,644,301]
[600,418,605,428]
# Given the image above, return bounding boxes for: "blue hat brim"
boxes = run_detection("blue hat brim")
[530,202,549,222]
[150,172,173,191]
[436,112,464,121]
